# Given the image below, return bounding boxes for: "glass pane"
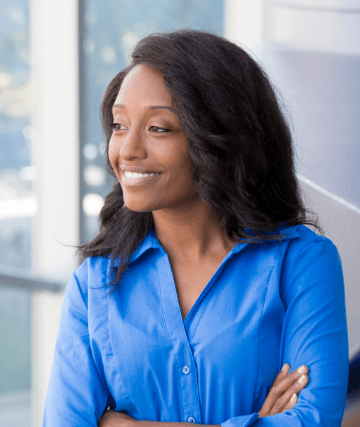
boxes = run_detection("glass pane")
[0,0,33,271]
[0,286,31,426]
[80,0,224,243]
[0,2,32,426]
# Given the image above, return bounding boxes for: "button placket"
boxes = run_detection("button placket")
[158,254,202,425]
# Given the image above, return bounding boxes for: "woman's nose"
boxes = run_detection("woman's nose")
[119,128,147,160]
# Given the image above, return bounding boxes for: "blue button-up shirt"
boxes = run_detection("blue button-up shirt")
[43,224,348,426]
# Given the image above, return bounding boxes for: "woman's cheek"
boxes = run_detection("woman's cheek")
[108,142,120,179]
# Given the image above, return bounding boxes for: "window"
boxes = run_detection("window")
[0,0,32,423]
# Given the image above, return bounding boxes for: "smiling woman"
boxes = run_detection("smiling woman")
[43,30,349,427]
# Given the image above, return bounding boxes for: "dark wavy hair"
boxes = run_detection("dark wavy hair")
[78,29,322,288]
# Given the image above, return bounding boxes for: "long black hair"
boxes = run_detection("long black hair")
[78,29,322,288]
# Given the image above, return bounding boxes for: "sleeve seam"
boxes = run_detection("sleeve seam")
[73,269,89,310]
[254,242,282,406]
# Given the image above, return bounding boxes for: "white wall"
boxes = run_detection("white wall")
[264,0,360,55]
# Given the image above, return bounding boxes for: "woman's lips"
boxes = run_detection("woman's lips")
[121,170,162,186]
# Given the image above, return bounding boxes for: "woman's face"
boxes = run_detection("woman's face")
[109,63,198,212]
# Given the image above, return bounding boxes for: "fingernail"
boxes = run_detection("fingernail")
[281,363,287,371]
[298,375,306,383]
[291,393,297,402]
[297,365,306,374]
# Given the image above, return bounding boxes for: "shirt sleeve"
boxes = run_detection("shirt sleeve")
[43,267,111,426]
[221,237,349,427]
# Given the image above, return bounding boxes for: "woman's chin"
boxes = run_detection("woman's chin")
[123,200,155,213]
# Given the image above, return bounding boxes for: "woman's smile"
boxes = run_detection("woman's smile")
[121,169,162,186]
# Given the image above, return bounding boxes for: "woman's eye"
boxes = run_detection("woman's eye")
[149,126,170,133]
[111,123,126,132]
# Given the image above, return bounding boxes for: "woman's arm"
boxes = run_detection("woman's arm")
[221,238,348,427]
[99,363,310,426]
[239,237,348,426]
[98,366,302,427]
[43,262,112,426]
[98,413,214,427]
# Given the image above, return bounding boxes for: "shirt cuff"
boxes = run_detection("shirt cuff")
[221,413,259,427]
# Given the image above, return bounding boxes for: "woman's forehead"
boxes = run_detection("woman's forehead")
[114,64,172,107]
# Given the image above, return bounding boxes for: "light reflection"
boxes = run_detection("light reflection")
[101,46,117,64]
[0,73,12,88]
[84,166,106,187]
[3,85,31,117]
[121,32,139,61]
[83,144,98,160]
[83,193,104,216]
[19,166,37,181]
[7,6,26,25]
[6,103,29,117]
[0,197,38,218]
[22,125,36,139]
[84,12,96,25]
[83,39,95,53]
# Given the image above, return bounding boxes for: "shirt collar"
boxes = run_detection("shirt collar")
[128,228,160,263]
[242,223,301,241]
[119,224,300,265]
[110,228,163,267]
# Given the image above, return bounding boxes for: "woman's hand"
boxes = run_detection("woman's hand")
[98,410,138,427]
[258,363,309,418]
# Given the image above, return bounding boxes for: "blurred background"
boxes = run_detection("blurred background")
[0,0,359,425]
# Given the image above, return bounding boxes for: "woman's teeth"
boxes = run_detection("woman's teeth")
[124,171,160,178]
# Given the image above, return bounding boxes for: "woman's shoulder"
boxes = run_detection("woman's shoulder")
[287,224,339,256]
[65,256,113,303]
[280,224,343,289]
[73,255,112,281]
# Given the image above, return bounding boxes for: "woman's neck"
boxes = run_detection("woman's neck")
[152,195,236,262]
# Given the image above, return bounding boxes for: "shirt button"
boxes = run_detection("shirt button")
[182,365,190,374]
[188,417,196,423]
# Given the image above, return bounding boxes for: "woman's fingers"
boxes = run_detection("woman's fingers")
[269,371,309,415]
[281,392,298,413]
[272,363,291,386]
[258,364,309,418]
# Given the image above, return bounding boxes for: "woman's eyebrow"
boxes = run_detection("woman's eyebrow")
[112,103,175,113]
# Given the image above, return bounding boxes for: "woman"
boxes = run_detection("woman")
[43,30,349,426]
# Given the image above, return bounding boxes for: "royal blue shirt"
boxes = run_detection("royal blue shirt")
[43,224,349,426]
